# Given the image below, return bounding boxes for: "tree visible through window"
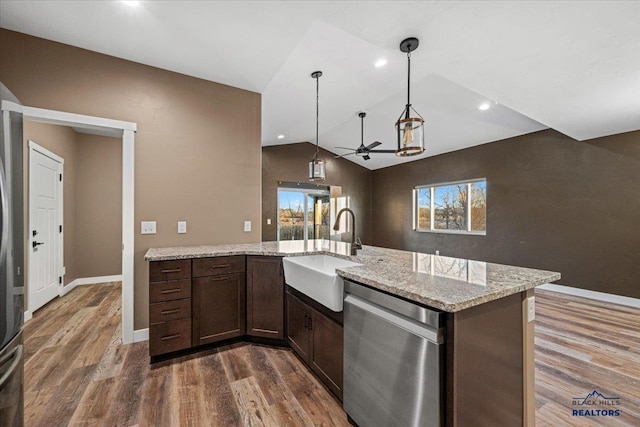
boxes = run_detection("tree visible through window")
[414,179,486,234]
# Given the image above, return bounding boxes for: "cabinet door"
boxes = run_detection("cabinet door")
[192,273,246,346]
[247,256,284,339]
[310,309,344,400]
[286,293,311,363]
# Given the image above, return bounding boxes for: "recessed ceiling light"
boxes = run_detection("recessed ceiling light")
[479,103,491,111]
[121,1,140,7]
[374,59,388,68]
[277,134,285,139]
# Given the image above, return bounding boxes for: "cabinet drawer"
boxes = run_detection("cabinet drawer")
[150,298,191,325]
[149,318,191,357]
[149,279,191,303]
[149,259,191,282]
[192,256,245,277]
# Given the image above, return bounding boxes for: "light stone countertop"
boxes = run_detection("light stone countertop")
[144,240,560,312]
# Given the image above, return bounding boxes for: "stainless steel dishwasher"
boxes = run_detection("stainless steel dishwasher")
[344,280,445,427]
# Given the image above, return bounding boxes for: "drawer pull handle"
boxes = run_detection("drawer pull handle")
[160,334,181,341]
[160,289,182,294]
[209,264,230,269]
[161,308,181,315]
[161,268,182,274]
[210,276,229,281]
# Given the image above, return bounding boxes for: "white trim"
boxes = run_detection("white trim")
[1,100,23,113]
[23,105,136,132]
[122,129,135,344]
[538,284,640,309]
[60,278,79,296]
[75,275,123,286]
[133,328,149,343]
[23,105,136,345]
[23,311,32,323]
[27,140,64,164]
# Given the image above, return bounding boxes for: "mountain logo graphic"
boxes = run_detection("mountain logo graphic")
[573,390,620,405]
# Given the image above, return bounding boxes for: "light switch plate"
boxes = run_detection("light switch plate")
[267,218,271,225]
[178,221,187,234]
[244,221,252,232]
[527,296,535,323]
[141,221,156,235]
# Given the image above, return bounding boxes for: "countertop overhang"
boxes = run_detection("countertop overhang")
[144,240,560,312]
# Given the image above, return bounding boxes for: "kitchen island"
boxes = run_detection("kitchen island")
[145,240,560,426]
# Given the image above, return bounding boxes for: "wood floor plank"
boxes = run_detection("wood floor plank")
[230,376,280,427]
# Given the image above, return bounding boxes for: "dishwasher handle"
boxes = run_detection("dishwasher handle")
[345,294,444,344]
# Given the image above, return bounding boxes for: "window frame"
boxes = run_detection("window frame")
[413,178,486,235]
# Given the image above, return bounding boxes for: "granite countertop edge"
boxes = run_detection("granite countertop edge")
[144,242,561,313]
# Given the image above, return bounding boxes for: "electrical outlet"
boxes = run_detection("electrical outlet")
[244,221,252,232]
[141,221,156,235]
[178,221,187,234]
[435,250,440,256]
[527,296,535,323]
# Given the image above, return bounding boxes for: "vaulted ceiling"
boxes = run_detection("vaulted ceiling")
[2,1,639,169]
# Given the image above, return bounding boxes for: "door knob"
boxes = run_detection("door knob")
[32,241,44,249]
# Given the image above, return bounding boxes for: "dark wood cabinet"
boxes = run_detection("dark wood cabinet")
[247,256,285,339]
[192,260,246,347]
[149,260,193,357]
[286,290,344,400]
[310,310,344,399]
[286,292,312,361]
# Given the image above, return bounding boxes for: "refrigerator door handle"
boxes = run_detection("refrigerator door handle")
[0,159,9,264]
[0,344,22,389]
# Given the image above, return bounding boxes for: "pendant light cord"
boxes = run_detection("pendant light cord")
[406,50,411,119]
[315,74,320,157]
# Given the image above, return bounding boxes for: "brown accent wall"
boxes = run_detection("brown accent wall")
[23,121,79,287]
[1,29,262,329]
[74,133,122,278]
[371,129,640,298]
[262,143,372,243]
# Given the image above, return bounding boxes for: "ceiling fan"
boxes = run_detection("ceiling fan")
[334,112,396,161]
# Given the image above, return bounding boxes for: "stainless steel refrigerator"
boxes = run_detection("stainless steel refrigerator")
[0,81,25,426]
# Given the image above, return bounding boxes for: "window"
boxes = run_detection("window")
[414,179,486,234]
[277,186,330,241]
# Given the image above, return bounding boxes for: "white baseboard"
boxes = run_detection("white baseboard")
[538,283,640,309]
[60,274,123,297]
[24,310,32,323]
[75,274,123,286]
[133,328,149,343]
[60,279,79,296]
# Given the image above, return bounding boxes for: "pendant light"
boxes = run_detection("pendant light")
[309,71,326,181]
[396,37,425,157]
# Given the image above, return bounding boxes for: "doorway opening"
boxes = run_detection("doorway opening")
[2,100,137,344]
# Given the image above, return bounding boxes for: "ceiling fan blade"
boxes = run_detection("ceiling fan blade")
[334,152,356,158]
[368,149,397,153]
[334,146,356,151]
[364,141,382,150]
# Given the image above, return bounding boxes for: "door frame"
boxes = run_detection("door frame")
[2,100,137,344]
[28,140,64,310]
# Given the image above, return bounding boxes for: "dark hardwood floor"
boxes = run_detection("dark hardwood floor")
[23,283,639,426]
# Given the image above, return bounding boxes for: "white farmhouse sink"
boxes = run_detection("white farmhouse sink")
[283,255,362,312]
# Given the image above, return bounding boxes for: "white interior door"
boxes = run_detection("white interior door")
[29,144,63,312]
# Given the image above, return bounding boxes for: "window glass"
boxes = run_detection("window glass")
[416,187,431,230]
[433,184,467,230]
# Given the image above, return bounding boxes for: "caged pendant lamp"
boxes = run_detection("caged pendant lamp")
[309,71,326,181]
[396,37,425,157]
